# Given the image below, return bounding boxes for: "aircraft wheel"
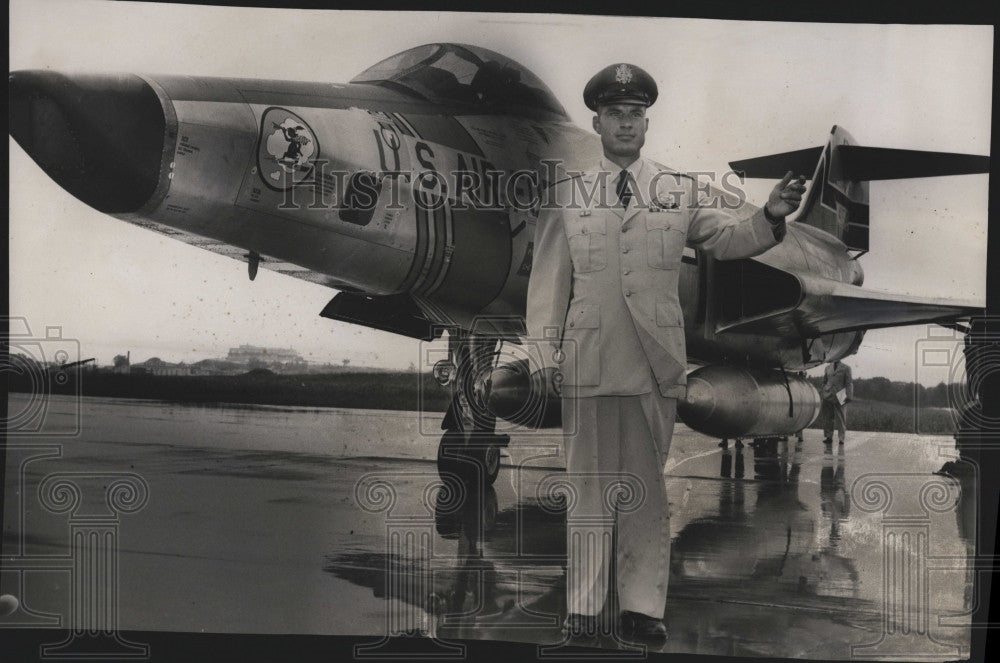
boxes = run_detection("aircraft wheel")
[437,431,466,483]
[436,434,501,487]
[474,444,501,487]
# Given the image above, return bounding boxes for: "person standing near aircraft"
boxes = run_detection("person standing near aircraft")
[795,370,808,443]
[525,62,806,647]
[820,360,853,445]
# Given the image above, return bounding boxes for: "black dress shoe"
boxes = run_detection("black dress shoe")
[619,610,668,647]
[822,437,833,445]
[563,613,601,647]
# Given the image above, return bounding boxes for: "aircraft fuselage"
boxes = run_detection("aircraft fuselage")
[10,70,865,372]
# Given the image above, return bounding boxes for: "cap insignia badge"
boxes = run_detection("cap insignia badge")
[615,64,634,84]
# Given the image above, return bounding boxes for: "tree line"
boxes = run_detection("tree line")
[807,375,956,408]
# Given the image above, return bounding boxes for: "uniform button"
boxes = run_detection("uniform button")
[622,245,630,253]
[623,269,630,275]
[625,290,632,297]
[569,321,575,327]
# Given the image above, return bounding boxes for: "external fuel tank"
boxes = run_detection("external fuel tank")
[678,365,821,438]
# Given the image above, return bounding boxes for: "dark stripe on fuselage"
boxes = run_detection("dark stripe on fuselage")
[424,199,454,296]
[413,192,449,297]
[411,188,441,294]
[398,190,430,293]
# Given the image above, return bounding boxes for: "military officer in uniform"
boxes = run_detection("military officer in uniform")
[820,359,854,445]
[525,63,806,647]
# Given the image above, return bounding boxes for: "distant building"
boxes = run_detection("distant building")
[224,344,308,373]
[191,358,245,376]
[132,357,192,376]
[112,352,131,375]
[227,344,303,364]
[110,346,312,376]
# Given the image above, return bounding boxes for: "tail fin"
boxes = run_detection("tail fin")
[729,125,989,253]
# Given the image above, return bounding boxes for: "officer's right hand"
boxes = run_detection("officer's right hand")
[530,367,563,398]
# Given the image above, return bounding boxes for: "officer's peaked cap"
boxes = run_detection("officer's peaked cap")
[583,63,658,111]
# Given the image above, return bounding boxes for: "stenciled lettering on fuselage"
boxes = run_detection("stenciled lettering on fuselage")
[371,127,506,210]
[372,120,403,173]
[256,107,319,191]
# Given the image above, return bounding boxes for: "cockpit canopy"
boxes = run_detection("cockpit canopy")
[351,43,568,120]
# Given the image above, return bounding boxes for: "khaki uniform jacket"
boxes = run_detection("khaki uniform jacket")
[821,362,854,401]
[526,157,785,398]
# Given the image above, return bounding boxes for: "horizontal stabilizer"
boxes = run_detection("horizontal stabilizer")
[728,126,988,253]
[729,143,988,182]
[717,270,983,337]
[728,146,823,179]
[836,146,989,181]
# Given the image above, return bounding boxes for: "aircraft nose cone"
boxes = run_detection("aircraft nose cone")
[9,70,167,214]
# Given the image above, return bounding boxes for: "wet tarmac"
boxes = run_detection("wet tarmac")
[2,394,975,659]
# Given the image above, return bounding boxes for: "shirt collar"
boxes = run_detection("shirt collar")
[599,157,643,182]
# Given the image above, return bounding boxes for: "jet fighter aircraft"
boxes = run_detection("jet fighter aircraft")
[9,43,987,485]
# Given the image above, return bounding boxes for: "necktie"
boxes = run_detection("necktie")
[616,169,632,208]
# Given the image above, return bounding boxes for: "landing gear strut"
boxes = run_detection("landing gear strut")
[435,332,508,487]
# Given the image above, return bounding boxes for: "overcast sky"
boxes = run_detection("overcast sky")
[8,1,992,384]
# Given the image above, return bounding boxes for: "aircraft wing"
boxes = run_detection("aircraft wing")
[716,270,983,337]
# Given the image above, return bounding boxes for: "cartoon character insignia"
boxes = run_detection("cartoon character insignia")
[615,64,634,85]
[257,107,319,190]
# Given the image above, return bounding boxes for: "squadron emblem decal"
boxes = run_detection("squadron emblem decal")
[258,107,319,190]
[615,64,634,85]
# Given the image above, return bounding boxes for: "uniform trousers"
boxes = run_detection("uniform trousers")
[561,392,675,619]
[820,397,847,443]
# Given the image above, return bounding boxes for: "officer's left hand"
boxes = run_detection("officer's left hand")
[765,171,807,219]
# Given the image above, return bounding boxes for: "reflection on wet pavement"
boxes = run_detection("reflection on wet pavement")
[327,432,973,659]
[2,396,974,658]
